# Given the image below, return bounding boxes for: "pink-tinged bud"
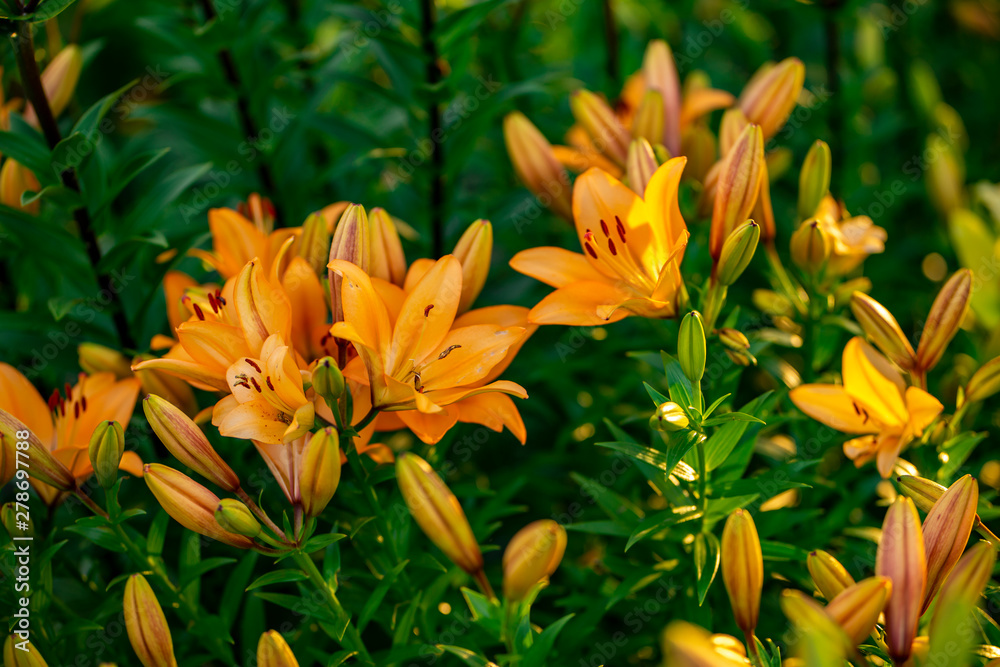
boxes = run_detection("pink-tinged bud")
[789,219,831,273]
[661,621,749,666]
[0,408,75,491]
[3,635,50,667]
[738,58,806,140]
[79,343,133,379]
[569,89,630,167]
[299,427,341,518]
[632,91,665,147]
[124,574,178,667]
[850,292,916,370]
[718,108,749,156]
[0,160,41,215]
[257,630,300,667]
[897,474,945,513]
[502,112,572,220]
[23,45,83,125]
[396,452,483,574]
[966,356,1000,404]
[807,550,856,601]
[641,40,681,155]
[368,208,407,286]
[328,204,371,323]
[297,213,330,276]
[143,395,240,492]
[626,138,659,195]
[825,576,892,646]
[875,496,926,664]
[710,124,764,260]
[798,140,832,221]
[928,542,996,654]
[752,161,776,245]
[921,474,979,611]
[721,509,763,635]
[143,464,255,549]
[451,219,492,314]
[915,269,972,372]
[502,519,567,601]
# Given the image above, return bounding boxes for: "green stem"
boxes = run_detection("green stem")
[694,436,708,525]
[701,279,727,334]
[353,407,379,432]
[292,550,372,663]
[236,486,289,542]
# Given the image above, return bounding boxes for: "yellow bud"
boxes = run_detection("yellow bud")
[143,464,255,549]
[798,140,832,221]
[311,357,345,403]
[641,39,682,155]
[328,204,371,323]
[257,630,300,667]
[143,395,240,492]
[214,498,261,538]
[718,108,750,157]
[502,112,572,220]
[78,343,133,378]
[832,277,873,309]
[897,474,945,513]
[752,289,793,317]
[650,402,690,433]
[3,502,31,538]
[3,635,50,667]
[752,161,776,245]
[0,408,75,492]
[921,474,978,611]
[779,589,851,660]
[0,160,41,215]
[807,550,856,601]
[88,420,124,490]
[678,311,707,383]
[875,496,926,665]
[825,576,892,646]
[926,134,965,216]
[452,220,492,314]
[662,621,750,666]
[716,220,760,286]
[928,542,996,651]
[718,328,750,352]
[124,574,178,667]
[569,89,630,166]
[368,207,407,286]
[738,58,806,140]
[710,124,764,260]
[965,356,1000,403]
[915,268,972,373]
[850,292,916,370]
[789,219,831,273]
[632,90,665,146]
[24,45,82,124]
[681,124,717,184]
[396,453,483,574]
[933,103,968,154]
[299,427,341,518]
[721,509,763,635]
[297,213,330,276]
[502,519,567,601]
[626,138,659,195]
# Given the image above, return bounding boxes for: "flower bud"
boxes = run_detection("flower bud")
[875,496,926,665]
[0,408,75,491]
[631,91,665,147]
[22,45,82,126]
[396,452,483,574]
[928,542,996,647]
[662,621,748,666]
[3,635,50,667]
[143,395,240,492]
[752,162,776,245]
[369,207,407,286]
[143,464,255,549]
[752,289,793,317]
[452,220,492,314]
[88,420,124,490]
[779,589,851,660]
[921,474,978,611]
[215,498,262,538]
[311,357,345,403]
[124,574,178,667]
[825,576,892,646]
[718,108,749,156]
[626,138,659,195]
[681,124,717,184]
[257,630,300,667]
[915,268,972,372]
[738,58,806,140]
[926,135,965,216]
[328,204,371,323]
[790,219,831,273]
[678,312,707,383]
[710,124,764,260]
[2,502,31,538]
[641,40,681,155]
[0,160,41,215]
[502,519,567,601]
[850,293,916,370]
[798,140,832,221]
[965,356,1000,403]
[234,258,292,357]
[132,354,199,418]
[79,343,133,379]
[716,220,760,286]
[807,550,856,601]
[297,213,330,276]
[897,474,945,513]
[650,402,690,432]
[721,508,763,635]
[300,428,341,517]
[502,112,572,220]
[569,89,630,166]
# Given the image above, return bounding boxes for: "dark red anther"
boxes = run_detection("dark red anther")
[616,218,626,242]
[81,395,87,412]
[266,376,275,391]
[208,292,219,314]
[73,402,80,419]
[48,389,60,411]
[250,377,262,393]
[193,303,205,321]
[600,219,610,237]
[424,305,435,317]
[245,359,262,372]
[65,382,72,399]
[216,289,226,306]
[608,239,618,256]
[585,242,598,259]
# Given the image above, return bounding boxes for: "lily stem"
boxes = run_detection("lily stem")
[292,550,372,664]
[235,486,289,543]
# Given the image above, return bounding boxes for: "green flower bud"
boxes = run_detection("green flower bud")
[88,420,125,490]
[650,402,690,432]
[678,311,706,384]
[214,499,262,538]
[798,140,831,220]
[716,220,760,286]
[312,358,345,403]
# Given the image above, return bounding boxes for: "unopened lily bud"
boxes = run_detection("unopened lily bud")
[718,108,749,156]
[916,269,972,372]
[921,474,978,611]
[133,354,198,418]
[798,140,832,221]
[23,45,82,125]
[752,162,776,245]
[807,550,856,601]
[626,138,659,195]
[124,574,177,667]
[724,349,756,367]
[926,135,965,216]
[143,395,240,492]
[721,509,763,635]
[369,208,407,286]
[716,220,760,286]
[257,630,300,667]
[681,125,717,184]
[897,474,946,513]
[965,356,1000,403]
[215,499,261,538]
[396,453,483,574]
[738,58,806,140]
[311,358,345,403]
[632,91,665,146]
[328,204,371,323]
[678,312,706,383]
[0,160,41,214]
[641,40,681,155]
[752,289,793,317]
[718,328,750,352]
[143,464,254,549]
[0,408,75,491]
[875,496,926,665]
[790,219,831,273]
[502,112,572,220]
[297,213,330,276]
[79,343,133,379]
[662,621,748,666]
[502,519,567,601]
[88,420,124,490]
[650,402,690,433]
[832,277,873,309]
[850,293,916,370]
[4,635,50,667]
[928,542,996,647]
[569,89,630,166]
[710,125,764,260]
[825,576,892,646]
[300,428,341,517]
[2,503,29,538]
[452,220,492,314]
[780,589,852,651]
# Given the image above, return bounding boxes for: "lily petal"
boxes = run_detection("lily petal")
[509,247,605,288]
[528,280,633,326]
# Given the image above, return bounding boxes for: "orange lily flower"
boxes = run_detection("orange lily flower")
[812,195,887,276]
[0,363,140,504]
[188,205,297,280]
[510,157,688,325]
[789,337,943,478]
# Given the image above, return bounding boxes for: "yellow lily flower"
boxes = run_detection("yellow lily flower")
[789,337,943,477]
[510,158,688,325]
[811,195,887,275]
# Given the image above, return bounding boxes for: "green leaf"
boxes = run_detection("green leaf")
[564,520,632,536]
[146,511,170,556]
[303,533,347,552]
[435,0,512,53]
[178,558,237,588]
[63,525,126,552]
[703,394,732,419]
[703,393,771,471]
[643,382,670,407]
[20,184,81,208]
[221,552,259,629]
[522,614,575,667]
[662,352,699,414]
[436,646,495,667]
[246,569,309,591]
[625,507,702,551]
[694,532,720,605]
[462,587,501,622]
[15,0,77,21]
[939,432,987,482]
[700,412,766,428]
[71,79,140,139]
[0,122,51,177]
[569,472,644,524]
[705,495,760,522]
[358,560,409,632]
[761,540,810,561]
[391,591,422,646]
